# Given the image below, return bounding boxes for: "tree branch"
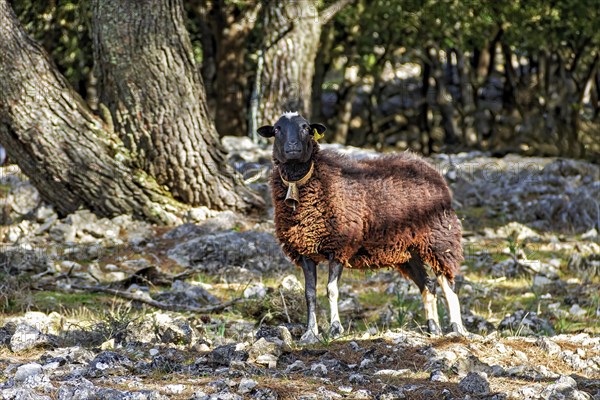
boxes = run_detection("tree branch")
[577,53,599,103]
[42,283,243,314]
[319,0,354,25]
[568,37,591,74]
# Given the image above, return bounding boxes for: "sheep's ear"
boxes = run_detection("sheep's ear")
[310,123,326,135]
[257,125,274,138]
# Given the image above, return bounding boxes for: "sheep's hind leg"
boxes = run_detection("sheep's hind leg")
[327,259,344,338]
[422,280,441,336]
[402,257,442,336]
[437,275,467,335]
[300,256,320,344]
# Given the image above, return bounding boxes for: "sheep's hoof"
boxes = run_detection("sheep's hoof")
[328,321,344,339]
[299,330,321,345]
[427,319,442,337]
[451,322,469,336]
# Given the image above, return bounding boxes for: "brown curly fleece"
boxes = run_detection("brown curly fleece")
[271,143,463,280]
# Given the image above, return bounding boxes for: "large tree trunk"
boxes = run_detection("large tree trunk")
[0,0,262,223]
[253,0,352,127]
[255,0,321,125]
[0,0,180,223]
[91,0,261,210]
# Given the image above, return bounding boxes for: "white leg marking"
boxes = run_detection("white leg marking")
[299,311,320,344]
[422,287,439,325]
[328,279,342,330]
[308,311,319,335]
[437,275,467,334]
[327,261,344,338]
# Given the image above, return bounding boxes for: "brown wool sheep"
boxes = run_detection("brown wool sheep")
[258,112,466,343]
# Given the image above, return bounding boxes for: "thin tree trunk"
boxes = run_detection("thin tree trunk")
[0,0,181,223]
[454,48,472,111]
[476,44,490,83]
[454,48,474,144]
[367,74,382,148]
[419,61,432,155]
[193,1,218,118]
[209,0,259,136]
[429,48,460,146]
[91,0,262,211]
[333,83,357,144]
[549,49,599,158]
[328,4,362,143]
[486,28,503,78]
[501,43,518,113]
[311,23,335,122]
[570,54,599,157]
[593,70,600,120]
[497,43,528,150]
[555,56,575,155]
[538,51,547,97]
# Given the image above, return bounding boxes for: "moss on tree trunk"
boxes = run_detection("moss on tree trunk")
[92,0,262,211]
[0,0,263,223]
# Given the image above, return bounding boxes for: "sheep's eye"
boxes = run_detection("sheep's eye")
[302,125,309,131]
[274,126,281,134]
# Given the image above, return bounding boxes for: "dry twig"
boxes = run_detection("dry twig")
[39,282,242,314]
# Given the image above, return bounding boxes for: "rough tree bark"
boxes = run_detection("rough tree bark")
[0,0,262,223]
[92,0,261,210]
[254,0,353,127]
[0,0,179,223]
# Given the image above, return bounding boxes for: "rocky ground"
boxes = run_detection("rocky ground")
[0,138,599,399]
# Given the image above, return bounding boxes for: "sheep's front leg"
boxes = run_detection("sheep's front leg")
[300,256,320,344]
[327,259,344,338]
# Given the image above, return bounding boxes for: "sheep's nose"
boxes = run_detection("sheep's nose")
[288,140,298,146]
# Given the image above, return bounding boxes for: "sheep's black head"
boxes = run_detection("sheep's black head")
[257,112,326,164]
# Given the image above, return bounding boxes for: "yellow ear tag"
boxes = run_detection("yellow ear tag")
[313,128,324,141]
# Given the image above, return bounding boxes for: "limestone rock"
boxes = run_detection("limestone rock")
[458,372,490,396]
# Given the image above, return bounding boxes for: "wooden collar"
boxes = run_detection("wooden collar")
[279,161,314,210]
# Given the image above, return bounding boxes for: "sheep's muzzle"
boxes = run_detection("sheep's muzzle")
[280,162,314,210]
